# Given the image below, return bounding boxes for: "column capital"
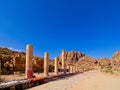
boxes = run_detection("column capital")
[61,50,65,52]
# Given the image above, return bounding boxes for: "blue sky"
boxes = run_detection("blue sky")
[0,0,120,59]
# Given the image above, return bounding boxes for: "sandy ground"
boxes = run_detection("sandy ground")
[68,71,120,90]
[27,70,120,90]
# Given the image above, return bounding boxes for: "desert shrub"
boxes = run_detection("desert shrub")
[104,67,113,74]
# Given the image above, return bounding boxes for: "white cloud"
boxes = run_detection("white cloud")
[9,47,22,52]
[0,46,22,52]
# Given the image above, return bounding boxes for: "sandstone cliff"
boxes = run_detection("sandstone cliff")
[57,51,85,62]
[1,47,120,75]
[77,56,97,71]
[0,47,44,74]
[111,51,120,69]
[97,58,111,69]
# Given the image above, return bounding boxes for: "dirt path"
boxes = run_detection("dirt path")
[27,70,120,90]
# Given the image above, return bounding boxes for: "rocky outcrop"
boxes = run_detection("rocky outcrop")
[56,51,97,71]
[0,47,45,74]
[2,47,120,75]
[77,56,97,71]
[57,51,85,63]
[97,58,111,69]
[56,51,85,69]
[111,51,120,69]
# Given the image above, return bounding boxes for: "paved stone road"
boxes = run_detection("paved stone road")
[27,70,97,90]
[27,70,120,90]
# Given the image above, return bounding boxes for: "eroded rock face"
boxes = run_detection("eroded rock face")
[13,54,26,71]
[58,51,85,63]
[77,56,97,71]
[56,51,85,69]
[111,51,120,69]
[1,47,120,75]
[97,58,111,69]
[0,47,44,74]
[56,51,98,71]
[33,57,44,72]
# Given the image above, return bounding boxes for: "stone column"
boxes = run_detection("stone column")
[44,52,49,77]
[72,65,74,73]
[75,65,77,73]
[76,66,78,72]
[62,50,66,74]
[67,65,70,73]
[70,65,73,73]
[61,50,65,69]
[74,65,77,73]
[54,57,58,75]
[25,44,33,78]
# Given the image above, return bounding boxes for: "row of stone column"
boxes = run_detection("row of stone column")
[0,44,78,80]
[25,44,78,78]
[54,57,78,75]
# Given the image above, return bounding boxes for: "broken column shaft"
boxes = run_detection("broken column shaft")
[44,52,49,77]
[61,50,65,69]
[25,44,33,78]
[54,57,58,75]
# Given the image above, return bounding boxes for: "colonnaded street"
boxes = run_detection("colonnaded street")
[28,70,120,90]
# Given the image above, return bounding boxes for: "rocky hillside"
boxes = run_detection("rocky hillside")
[0,47,44,74]
[57,51,85,62]
[77,56,97,71]
[111,51,120,69]
[1,47,120,74]
[97,58,111,69]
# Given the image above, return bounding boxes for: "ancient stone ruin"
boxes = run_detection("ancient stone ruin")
[25,44,33,78]
[1,44,120,90]
[54,57,58,75]
[1,45,120,76]
[0,47,44,75]
[44,52,49,77]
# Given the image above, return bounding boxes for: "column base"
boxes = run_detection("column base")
[44,73,49,77]
[54,73,58,76]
